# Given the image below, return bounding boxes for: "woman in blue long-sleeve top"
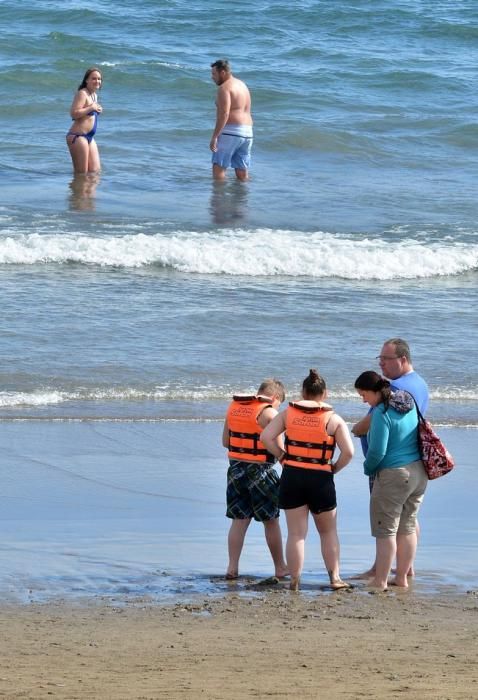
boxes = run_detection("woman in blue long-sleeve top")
[354,371,428,591]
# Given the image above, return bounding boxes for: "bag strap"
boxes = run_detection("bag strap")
[411,395,425,424]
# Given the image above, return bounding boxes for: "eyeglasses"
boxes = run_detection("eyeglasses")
[376,355,400,361]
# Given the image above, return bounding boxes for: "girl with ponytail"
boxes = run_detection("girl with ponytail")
[261,369,354,591]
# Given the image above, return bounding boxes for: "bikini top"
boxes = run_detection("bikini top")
[72,91,98,120]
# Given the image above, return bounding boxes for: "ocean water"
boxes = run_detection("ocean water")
[0,1,477,599]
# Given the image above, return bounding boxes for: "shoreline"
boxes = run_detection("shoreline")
[1,421,476,603]
[1,586,477,699]
[2,415,477,427]
[3,567,476,608]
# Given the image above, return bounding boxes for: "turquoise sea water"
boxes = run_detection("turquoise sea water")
[0,1,477,598]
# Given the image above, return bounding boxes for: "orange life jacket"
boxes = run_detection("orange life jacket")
[283,402,335,471]
[227,395,275,463]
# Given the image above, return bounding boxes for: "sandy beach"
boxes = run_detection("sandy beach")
[1,423,476,700]
[1,585,477,699]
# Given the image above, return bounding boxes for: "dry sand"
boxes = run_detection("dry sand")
[0,583,477,700]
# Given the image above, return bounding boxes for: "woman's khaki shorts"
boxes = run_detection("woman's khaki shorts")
[370,460,428,537]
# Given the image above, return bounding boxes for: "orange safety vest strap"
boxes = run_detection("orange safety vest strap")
[285,435,335,464]
[228,429,273,458]
[284,436,334,465]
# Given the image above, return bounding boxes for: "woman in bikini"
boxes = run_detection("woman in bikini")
[66,67,103,174]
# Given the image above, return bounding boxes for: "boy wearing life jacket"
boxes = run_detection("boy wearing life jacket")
[222,378,288,580]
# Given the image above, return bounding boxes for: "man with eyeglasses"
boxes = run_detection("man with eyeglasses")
[376,338,429,413]
[352,337,429,579]
[353,338,429,440]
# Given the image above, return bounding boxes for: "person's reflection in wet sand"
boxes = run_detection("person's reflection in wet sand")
[209,180,249,225]
[68,173,100,211]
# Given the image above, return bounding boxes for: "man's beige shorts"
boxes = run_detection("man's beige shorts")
[370,460,428,537]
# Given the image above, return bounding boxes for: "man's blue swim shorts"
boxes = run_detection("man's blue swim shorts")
[212,124,253,170]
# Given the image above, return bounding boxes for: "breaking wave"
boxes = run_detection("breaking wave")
[1,384,477,408]
[0,229,476,280]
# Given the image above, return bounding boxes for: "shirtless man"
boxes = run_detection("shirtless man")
[210,59,253,181]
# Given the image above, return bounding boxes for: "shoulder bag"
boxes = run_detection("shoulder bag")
[415,404,455,480]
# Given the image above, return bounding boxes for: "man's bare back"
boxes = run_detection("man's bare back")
[210,59,253,181]
[216,76,252,126]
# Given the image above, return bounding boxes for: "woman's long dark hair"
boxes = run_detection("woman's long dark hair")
[354,371,391,410]
[302,368,326,399]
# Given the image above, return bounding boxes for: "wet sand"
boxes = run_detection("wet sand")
[1,585,477,699]
[1,421,476,603]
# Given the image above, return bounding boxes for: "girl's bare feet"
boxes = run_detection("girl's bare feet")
[366,578,388,592]
[390,576,409,589]
[329,579,351,590]
[365,585,389,594]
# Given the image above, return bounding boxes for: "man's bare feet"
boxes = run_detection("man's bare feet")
[348,567,376,580]
[289,577,300,591]
[225,571,238,580]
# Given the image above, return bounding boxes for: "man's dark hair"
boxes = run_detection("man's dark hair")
[211,59,231,73]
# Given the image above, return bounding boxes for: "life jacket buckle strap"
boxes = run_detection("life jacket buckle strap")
[229,430,257,439]
[285,437,335,452]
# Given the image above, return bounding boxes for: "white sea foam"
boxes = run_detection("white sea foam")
[429,388,478,402]
[332,386,478,402]
[0,229,476,279]
[1,385,477,408]
[0,387,231,408]
[0,391,66,407]
[98,60,182,69]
